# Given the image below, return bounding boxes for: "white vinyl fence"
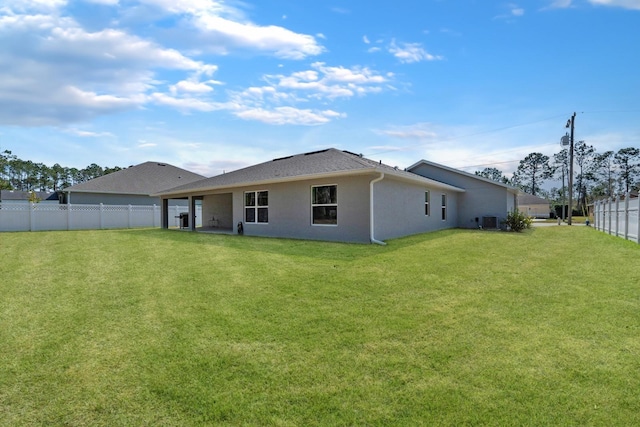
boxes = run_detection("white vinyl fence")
[0,203,202,232]
[593,194,639,244]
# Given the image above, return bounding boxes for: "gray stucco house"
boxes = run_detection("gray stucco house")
[407,160,519,230]
[64,161,205,206]
[157,148,520,243]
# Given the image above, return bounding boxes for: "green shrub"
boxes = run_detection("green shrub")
[503,210,533,232]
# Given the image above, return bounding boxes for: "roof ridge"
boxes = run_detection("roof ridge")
[334,149,379,169]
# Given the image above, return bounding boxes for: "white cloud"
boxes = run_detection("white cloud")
[235,107,345,126]
[137,141,157,148]
[363,35,370,44]
[194,15,324,59]
[84,0,120,5]
[169,68,222,95]
[388,40,442,63]
[221,61,392,125]
[263,62,391,100]
[494,4,526,19]
[378,123,439,141]
[543,0,573,9]
[138,0,324,59]
[2,0,67,12]
[150,93,224,112]
[0,1,387,128]
[64,128,115,137]
[589,0,640,9]
[0,7,218,125]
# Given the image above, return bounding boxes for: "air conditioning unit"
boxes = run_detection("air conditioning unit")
[482,216,498,229]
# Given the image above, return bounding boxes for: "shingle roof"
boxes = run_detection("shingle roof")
[0,190,59,201]
[156,148,464,196]
[518,194,549,205]
[407,159,521,194]
[65,162,205,195]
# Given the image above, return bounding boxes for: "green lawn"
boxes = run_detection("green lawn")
[1,227,639,426]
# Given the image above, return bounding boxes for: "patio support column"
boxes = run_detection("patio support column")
[161,198,169,229]
[189,196,197,231]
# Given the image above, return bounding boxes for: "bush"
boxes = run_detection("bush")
[503,210,533,232]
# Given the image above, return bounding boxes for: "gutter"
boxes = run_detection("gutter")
[370,173,387,245]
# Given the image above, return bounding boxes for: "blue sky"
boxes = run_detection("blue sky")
[1,0,639,178]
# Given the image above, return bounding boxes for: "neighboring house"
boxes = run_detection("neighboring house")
[0,190,61,204]
[517,194,550,218]
[156,148,520,244]
[407,160,520,229]
[64,162,206,206]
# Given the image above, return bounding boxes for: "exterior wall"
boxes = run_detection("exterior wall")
[226,175,372,243]
[373,178,458,241]
[519,203,550,218]
[508,193,516,212]
[409,164,512,228]
[68,192,188,206]
[202,193,233,229]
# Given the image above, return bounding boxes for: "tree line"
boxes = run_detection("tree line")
[0,149,124,192]
[476,145,640,216]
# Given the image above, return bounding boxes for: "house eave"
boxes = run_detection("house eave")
[155,167,465,198]
[154,169,378,198]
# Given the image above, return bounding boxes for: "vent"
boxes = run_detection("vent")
[342,150,362,157]
[482,216,498,229]
[304,149,329,156]
[273,155,293,162]
[157,163,167,166]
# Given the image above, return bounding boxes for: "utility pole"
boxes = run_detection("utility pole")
[561,161,566,221]
[565,112,576,226]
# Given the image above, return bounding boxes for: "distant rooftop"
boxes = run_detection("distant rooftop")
[65,161,206,195]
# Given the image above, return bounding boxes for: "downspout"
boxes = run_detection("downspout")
[370,173,386,245]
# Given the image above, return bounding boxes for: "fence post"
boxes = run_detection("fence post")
[624,192,630,241]
[614,194,620,236]
[100,203,105,229]
[606,197,611,235]
[598,200,602,231]
[29,202,35,231]
[636,197,640,244]
[128,205,132,228]
[67,204,71,230]
[152,204,157,227]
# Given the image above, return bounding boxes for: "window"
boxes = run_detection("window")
[312,185,337,225]
[441,194,447,221]
[425,190,430,216]
[245,191,268,223]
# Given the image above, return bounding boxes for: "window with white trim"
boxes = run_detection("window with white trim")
[441,194,447,221]
[425,190,430,216]
[312,185,337,225]
[245,191,268,223]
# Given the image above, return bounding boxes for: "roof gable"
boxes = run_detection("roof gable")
[407,159,520,194]
[65,162,205,195]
